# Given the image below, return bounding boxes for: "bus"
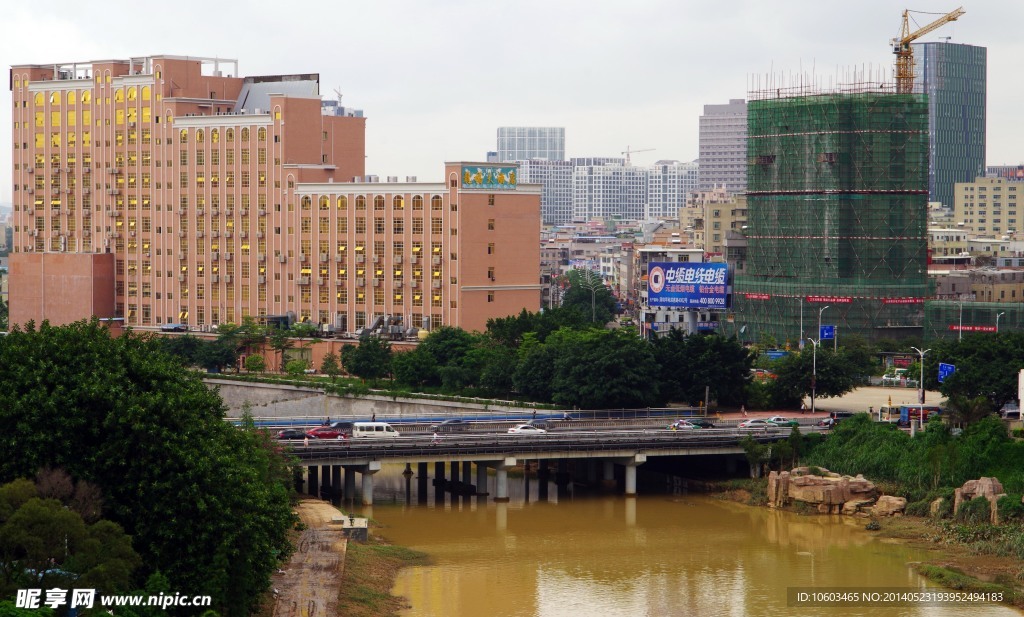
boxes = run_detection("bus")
[897,405,942,427]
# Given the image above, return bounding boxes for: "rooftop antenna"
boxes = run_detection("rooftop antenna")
[333,88,343,104]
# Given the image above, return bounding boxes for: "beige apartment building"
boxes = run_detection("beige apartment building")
[8,55,540,333]
[682,186,748,257]
[954,176,1022,237]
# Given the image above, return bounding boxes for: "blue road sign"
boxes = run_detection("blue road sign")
[938,363,956,383]
[820,325,835,340]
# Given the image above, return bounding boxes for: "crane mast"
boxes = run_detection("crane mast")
[892,7,965,94]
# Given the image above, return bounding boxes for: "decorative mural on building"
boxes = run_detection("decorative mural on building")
[462,166,517,190]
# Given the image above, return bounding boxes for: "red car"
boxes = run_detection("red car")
[305,425,346,439]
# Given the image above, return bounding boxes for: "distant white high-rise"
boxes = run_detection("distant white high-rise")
[699,99,747,193]
[647,160,699,219]
[516,160,574,225]
[573,163,648,221]
[497,127,565,162]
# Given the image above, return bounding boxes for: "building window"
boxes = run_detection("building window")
[487,219,495,231]
[487,292,495,303]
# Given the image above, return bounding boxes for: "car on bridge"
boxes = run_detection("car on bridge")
[430,419,470,433]
[738,419,778,431]
[685,418,716,429]
[765,416,800,427]
[275,429,309,440]
[307,421,354,439]
[508,424,547,435]
[667,420,701,430]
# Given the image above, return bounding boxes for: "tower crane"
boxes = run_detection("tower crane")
[892,7,965,94]
[621,146,655,165]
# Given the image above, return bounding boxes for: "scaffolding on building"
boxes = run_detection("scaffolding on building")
[734,85,930,344]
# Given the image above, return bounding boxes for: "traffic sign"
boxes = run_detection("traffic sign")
[820,325,835,340]
[938,363,956,383]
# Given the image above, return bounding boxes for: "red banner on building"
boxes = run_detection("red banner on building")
[949,325,997,333]
[744,293,771,300]
[881,297,926,305]
[806,296,853,304]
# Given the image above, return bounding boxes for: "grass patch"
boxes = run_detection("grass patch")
[336,536,429,617]
[916,564,1017,604]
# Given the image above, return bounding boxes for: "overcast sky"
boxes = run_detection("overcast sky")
[3,0,1021,196]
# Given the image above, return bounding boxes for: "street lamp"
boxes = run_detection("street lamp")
[818,305,830,348]
[910,346,930,404]
[958,300,963,342]
[997,311,1005,333]
[810,337,820,414]
[577,270,601,323]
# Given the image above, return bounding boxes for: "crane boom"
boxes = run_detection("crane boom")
[621,146,655,165]
[892,7,965,94]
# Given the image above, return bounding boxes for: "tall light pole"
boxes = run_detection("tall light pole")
[997,311,1005,333]
[810,338,820,413]
[818,305,830,346]
[577,269,601,323]
[910,346,930,404]
[958,300,963,342]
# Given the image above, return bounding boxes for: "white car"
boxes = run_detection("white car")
[508,424,547,435]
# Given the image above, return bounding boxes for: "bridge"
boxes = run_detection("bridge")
[286,428,809,505]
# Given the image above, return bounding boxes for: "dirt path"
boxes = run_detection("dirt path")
[270,500,347,617]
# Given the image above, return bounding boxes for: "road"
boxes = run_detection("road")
[800,385,943,415]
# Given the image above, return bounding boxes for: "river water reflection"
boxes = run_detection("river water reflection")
[357,466,1018,617]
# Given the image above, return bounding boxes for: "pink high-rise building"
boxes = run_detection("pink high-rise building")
[8,55,540,332]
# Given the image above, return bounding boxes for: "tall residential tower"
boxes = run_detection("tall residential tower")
[913,41,987,207]
[698,99,746,194]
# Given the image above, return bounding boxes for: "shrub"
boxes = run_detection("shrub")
[285,358,309,377]
[1012,428,1024,439]
[997,494,1024,523]
[956,496,992,524]
[905,499,932,517]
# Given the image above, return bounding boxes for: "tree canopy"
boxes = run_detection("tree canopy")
[923,332,1024,410]
[560,270,616,324]
[0,320,294,617]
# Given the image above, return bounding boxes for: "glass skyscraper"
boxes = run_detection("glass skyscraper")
[913,41,987,208]
[496,127,565,162]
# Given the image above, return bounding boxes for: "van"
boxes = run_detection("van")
[352,422,400,438]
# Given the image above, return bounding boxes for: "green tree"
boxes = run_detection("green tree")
[924,332,1024,409]
[244,353,266,373]
[320,351,341,382]
[548,328,659,409]
[943,394,993,428]
[0,320,294,616]
[0,296,7,331]
[512,333,557,402]
[0,490,140,599]
[392,347,439,388]
[418,326,475,368]
[651,330,753,406]
[341,337,392,381]
[285,358,309,377]
[267,328,294,372]
[561,270,615,324]
[769,346,860,408]
[198,338,239,373]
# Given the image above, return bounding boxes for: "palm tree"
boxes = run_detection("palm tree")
[943,394,992,428]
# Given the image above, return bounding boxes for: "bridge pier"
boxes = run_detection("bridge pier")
[332,465,342,500]
[622,454,646,497]
[434,462,446,503]
[462,462,472,490]
[360,461,382,506]
[476,463,488,499]
[344,466,356,502]
[307,466,319,497]
[451,460,460,485]
[602,460,616,490]
[537,460,549,501]
[321,465,332,499]
[494,457,515,503]
[417,462,429,504]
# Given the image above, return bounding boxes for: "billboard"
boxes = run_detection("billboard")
[461,165,517,190]
[647,262,728,309]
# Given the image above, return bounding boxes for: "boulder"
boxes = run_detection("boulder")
[767,471,790,508]
[870,495,907,517]
[953,477,1007,524]
[929,497,945,517]
[841,499,876,517]
[788,473,876,507]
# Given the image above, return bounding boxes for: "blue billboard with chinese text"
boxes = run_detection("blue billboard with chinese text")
[647,262,728,309]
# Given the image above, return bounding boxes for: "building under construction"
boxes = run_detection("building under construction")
[733,85,930,344]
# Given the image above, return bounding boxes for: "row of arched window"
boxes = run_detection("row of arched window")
[298,195,444,210]
[178,127,265,144]
[34,86,153,107]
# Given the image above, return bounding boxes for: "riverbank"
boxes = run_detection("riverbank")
[334,535,429,617]
[704,478,1023,608]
